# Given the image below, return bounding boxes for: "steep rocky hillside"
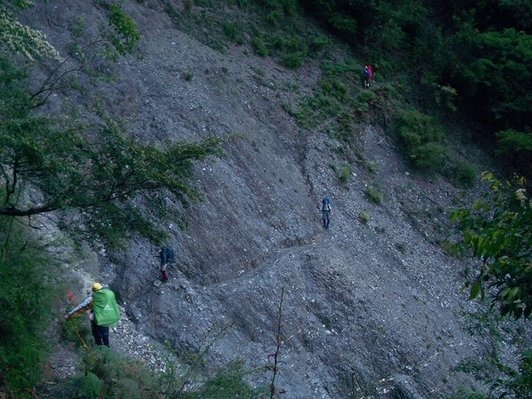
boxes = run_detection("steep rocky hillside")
[21,1,527,398]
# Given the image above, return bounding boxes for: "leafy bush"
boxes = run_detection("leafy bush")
[0,221,56,397]
[395,110,446,172]
[358,210,370,224]
[108,4,140,54]
[496,129,532,175]
[447,160,477,188]
[252,35,269,56]
[364,186,382,204]
[69,347,161,399]
[223,22,244,44]
[353,90,378,114]
[451,173,532,319]
[338,165,351,184]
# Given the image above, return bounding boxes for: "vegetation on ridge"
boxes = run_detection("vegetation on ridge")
[0,0,530,397]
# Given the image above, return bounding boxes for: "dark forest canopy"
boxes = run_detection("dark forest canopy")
[298,0,531,173]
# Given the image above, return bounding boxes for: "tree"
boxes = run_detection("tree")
[0,55,221,246]
[451,172,532,319]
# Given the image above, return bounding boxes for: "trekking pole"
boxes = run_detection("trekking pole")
[75,327,90,351]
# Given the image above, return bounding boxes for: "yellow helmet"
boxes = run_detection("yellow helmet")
[92,282,103,292]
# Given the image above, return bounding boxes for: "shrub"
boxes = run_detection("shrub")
[395,110,446,172]
[222,22,244,44]
[0,221,57,397]
[338,165,351,184]
[252,36,269,56]
[108,4,140,54]
[70,16,87,38]
[364,186,382,204]
[358,211,370,224]
[448,160,477,188]
[184,0,193,12]
[410,142,446,171]
[281,51,305,69]
[353,91,378,114]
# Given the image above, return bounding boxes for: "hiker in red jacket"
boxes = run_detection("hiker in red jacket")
[363,64,374,88]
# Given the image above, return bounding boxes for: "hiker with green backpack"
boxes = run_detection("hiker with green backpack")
[65,282,120,347]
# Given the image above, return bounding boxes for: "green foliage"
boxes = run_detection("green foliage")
[180,361,258,399]
[0,5,62,61]
[68,347,161,399]
[251,35,269,56]
[183,70,194,81]
[72,372,105,399]
[338,165,351,184]
[294,61,359,128]
[108,4,140,55]
[507,351,532,398]
[447,160,477,188]
[451,173,532,319]
[70,16,87,38]
[353,90,378,114]
[497,130,532,154]
[358,210,370,224]
[223,22,244,44]
[395,110,446,172]
[0,221,56,397]
[0,55,221,247]
[496,130,532,175]
[364,186,382,205]
[65,347,259,399]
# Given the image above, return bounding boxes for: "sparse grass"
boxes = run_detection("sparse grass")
[368,160,377,174]
[252,36,269,56]
[339,165,351,184]
[394,242,406,253]
[70,16,86,38]
[364,186,382,204]
[223,22,244,44]
[358,210,370,224]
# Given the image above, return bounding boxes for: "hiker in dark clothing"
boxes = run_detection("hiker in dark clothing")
[319,197,332,229]
[363,64,374,88]
[159,246,175,282]
[65,282,120,347]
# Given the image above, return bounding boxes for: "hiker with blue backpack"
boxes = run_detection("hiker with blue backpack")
[319,197,332,228]
[64,282,120,347]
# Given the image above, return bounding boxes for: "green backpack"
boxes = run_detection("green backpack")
[93,289,121,327]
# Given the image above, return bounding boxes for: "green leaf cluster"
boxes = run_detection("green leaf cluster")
[0,220,57,397]
[108,3,140,55]
[451,173,532,319]
[395,110,446,172]
[0,55,221,247]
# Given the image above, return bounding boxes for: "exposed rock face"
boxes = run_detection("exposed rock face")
[22,1,522,398]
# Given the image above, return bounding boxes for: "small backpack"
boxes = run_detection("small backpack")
[160,246,175,265]
[322,197,331,211]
